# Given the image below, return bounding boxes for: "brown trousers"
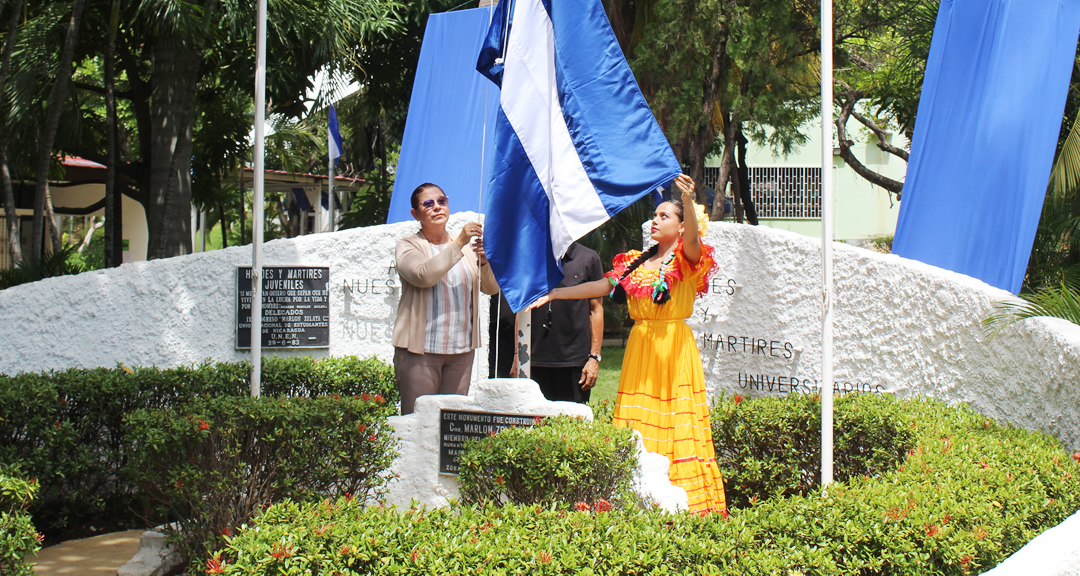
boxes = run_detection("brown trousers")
[393,347,475,414]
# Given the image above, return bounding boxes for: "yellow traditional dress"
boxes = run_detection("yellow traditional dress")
[606,240,727,515]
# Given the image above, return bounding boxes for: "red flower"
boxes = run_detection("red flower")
[538,551,553,564]
[221,527,232,537]
[269,542,294,560]
[344,492,354,503]
[35,533,44,543]
[314,524,331,536]
[174,479,184,490]
[533,416,544,425]
[942,514,951,525]
[369,433,377,442]
[720,508,730,519]
[198,419,209,431]
[925,524,940,537]
[205,554,226,574]
[361,393,371,401]
[357,424,367,433]
[410,549,421,562]
[1072,452,1080,464]
[339,545,352,556]
[495,475,505,486]
[374,393,385,404]
[574,502,591,512]
[487,430,496,437]
[331,394,340,400]
[733,395,743,404]
[594,500,613,512]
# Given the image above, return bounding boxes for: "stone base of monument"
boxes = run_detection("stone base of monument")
[383,377,688,512]
[117,526,183,576]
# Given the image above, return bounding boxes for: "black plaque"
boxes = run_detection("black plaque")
[236,266,330,349]
[439,409,540,474]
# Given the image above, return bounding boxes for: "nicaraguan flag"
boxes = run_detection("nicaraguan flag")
[477,0,681,313]
[328,104,343,164]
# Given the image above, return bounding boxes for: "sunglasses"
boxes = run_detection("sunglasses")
[420,196,449,211]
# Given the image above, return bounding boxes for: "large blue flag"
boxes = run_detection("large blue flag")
[892,0,1080,293]
[477,0,681,313]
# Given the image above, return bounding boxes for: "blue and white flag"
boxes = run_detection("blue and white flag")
[328,104,343,164]
[477,0,681,313]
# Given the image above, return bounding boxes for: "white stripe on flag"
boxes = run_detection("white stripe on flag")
[502,0,609,260]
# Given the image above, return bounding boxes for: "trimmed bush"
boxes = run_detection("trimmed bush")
[458,415,638,510]
[212,395,1080,575]
[711,392,916,508]
[0,355,395,539]
[124,394,397,570]
[0,469,41,576]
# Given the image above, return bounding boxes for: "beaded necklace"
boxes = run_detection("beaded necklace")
[649,248,677,304]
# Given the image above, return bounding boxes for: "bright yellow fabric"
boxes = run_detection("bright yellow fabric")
[611,248,727,515]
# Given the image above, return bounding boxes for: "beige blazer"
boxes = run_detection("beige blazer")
[392,231,500,354]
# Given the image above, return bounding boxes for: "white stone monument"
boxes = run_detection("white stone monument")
[383,377,688,512]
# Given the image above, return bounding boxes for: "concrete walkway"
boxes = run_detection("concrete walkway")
[31,530,142,575]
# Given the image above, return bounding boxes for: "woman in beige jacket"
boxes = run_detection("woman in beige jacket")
[392,183,500,414]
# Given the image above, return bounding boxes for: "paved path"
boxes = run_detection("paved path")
[31,530,142,575]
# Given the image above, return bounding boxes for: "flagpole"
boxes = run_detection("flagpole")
[820,0,835,489]
[328,156,335,232]
[250,0,267,398]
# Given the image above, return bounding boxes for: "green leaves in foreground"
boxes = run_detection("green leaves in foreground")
[211,395,1080,575]
[982,281,1080,338]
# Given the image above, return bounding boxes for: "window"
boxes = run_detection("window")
[702,166,822,219]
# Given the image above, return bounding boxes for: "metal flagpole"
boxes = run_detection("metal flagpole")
[820,0,835,488]
[251,0,267,398]
[328,149,335,232]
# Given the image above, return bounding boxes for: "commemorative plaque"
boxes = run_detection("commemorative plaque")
[236,266,330,349]
[439,409,540,474]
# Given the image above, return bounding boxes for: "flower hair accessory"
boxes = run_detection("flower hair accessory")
[693,202,709,236]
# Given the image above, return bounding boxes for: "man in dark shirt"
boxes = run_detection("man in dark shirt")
[488,242,604,403]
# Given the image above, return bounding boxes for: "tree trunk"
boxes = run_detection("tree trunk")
[218,203,228,248]
[835,97,905,198]
[711,111,739,221]
[146,34,198,259]
[31,0,86,265]
[104,0,122,267]
[0,0,24,266]
[735,128,758,225]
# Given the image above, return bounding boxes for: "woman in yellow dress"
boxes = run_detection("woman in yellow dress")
[529,174,726,515]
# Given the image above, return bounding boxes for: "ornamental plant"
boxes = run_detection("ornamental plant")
[0,468,41,576]
[0,355,395,539]
[458,415,638,510]
[210,394,1080,575]
[123,394,397,572]
[711,391,916,508]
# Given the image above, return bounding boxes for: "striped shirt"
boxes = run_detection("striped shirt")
[425,243,474,354]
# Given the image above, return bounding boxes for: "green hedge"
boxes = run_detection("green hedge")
[210,394,1080,575]
[0,469,40,576]
[125,394,397,569]
[0,355,396,539]
[458,415,638,510]
[712,392,916,507]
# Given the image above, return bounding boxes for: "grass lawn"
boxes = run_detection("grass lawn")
[589,345,625,406]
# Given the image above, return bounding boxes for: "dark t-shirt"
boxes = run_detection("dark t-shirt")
[492,240,609,371]
[489,243,603,374]
[531,243,603,367]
